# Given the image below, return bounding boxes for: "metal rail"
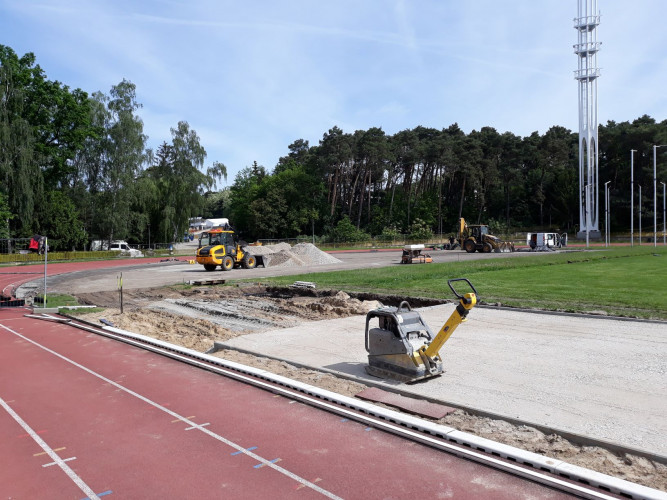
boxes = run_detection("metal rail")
[36,313,666,500]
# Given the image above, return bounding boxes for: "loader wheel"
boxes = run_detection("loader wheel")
[482,242,492,253]
[463,239,476,253]
[221,256,234,271]
[242,254,257,269]
[203,264,217,272]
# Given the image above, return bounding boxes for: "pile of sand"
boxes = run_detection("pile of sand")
[243,243,342,268]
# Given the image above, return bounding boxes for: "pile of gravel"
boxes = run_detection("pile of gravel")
[242,242,291,256]
[291,243,342,265]
[242,243,341,268]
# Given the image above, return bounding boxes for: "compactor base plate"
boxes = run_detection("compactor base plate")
[364,364,442,384]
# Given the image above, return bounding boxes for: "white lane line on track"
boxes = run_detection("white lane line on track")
[185,422,210,430]
[0,322,342,500]
[0,396,99,500]
[43,457,77,467]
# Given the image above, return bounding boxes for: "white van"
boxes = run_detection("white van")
[108,241,131,252]
[526,233,567,250]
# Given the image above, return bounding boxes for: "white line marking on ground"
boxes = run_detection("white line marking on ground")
[185,423,210,430]
[43,457,76,467]
[0,322,342,500]
[0,396,98,499]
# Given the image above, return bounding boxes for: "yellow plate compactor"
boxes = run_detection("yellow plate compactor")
[364,278,477,383]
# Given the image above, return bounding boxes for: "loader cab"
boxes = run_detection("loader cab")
[198,229,235,249]
[470,225,489,239]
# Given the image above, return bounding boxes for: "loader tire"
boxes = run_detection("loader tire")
[203,264,217,272]
[242,254,257,269]
[463,239,476,253]
[482,242,492,253]
[221,256,234,271]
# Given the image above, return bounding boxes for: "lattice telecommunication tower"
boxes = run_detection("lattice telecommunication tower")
[574,0,601,239]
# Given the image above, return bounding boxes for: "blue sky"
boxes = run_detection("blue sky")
[2,1,666,187]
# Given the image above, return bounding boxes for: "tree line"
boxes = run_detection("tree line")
[0,45,225,250]
[228,117,667,241]
[2,44,666,248]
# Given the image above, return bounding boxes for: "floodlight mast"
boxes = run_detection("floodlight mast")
[574,0,601,240]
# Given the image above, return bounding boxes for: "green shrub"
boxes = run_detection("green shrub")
[408,218,433,241]
[326,215,370,243]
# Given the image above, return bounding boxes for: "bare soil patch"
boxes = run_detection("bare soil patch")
[74,284,666,491]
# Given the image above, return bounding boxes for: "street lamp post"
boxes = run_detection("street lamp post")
[585,184,590,248]
[604,181,611,247]
[662,181,666,246]
[148,222,151,250]
[630,150,636,246]
[639,185,642,245]
[653,145,667,247]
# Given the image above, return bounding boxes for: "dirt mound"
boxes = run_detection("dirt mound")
[243,242,291,256]
[243,242,341,268]
[309,291,381,315]
[84,308,235,352]
[77,285,381,341]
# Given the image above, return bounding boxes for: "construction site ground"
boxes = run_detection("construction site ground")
[22,248,667,491]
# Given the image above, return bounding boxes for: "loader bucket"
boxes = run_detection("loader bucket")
[496,241,515,253]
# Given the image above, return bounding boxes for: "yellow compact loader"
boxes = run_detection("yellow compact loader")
[364,278,477,383]
[195,226,260,271]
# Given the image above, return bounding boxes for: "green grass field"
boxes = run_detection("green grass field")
[261,247,667,320]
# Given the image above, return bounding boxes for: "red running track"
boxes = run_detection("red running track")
[0,308,577,499]
[0,258,189,297]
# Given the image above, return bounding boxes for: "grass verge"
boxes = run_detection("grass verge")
[259,247,667,320]
[33,294,79,308]
[31,293,104,315]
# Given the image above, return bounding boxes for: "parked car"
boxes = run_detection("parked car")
[91,240,143,257]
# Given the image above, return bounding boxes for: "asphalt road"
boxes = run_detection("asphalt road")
[38,247,536,295]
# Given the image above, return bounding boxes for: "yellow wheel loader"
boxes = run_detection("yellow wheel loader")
[364,278,477,383]
[195,226,261,271]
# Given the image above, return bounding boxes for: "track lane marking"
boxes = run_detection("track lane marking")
[254,458,281,469]
[185,422,210,430]
[0,322,342,500]
[296,478,322,491]
[0,397,98,499]
[80,490,113,500]
[172,416,195,423]
[231,446,257,456]
[43,457,76,467]
[34,446,66,456]
[17,429,47,438]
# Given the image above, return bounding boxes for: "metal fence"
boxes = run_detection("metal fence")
[0,238,31,254]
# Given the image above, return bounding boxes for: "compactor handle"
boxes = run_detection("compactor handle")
[448,278,477,300]
[397,300,412,312]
